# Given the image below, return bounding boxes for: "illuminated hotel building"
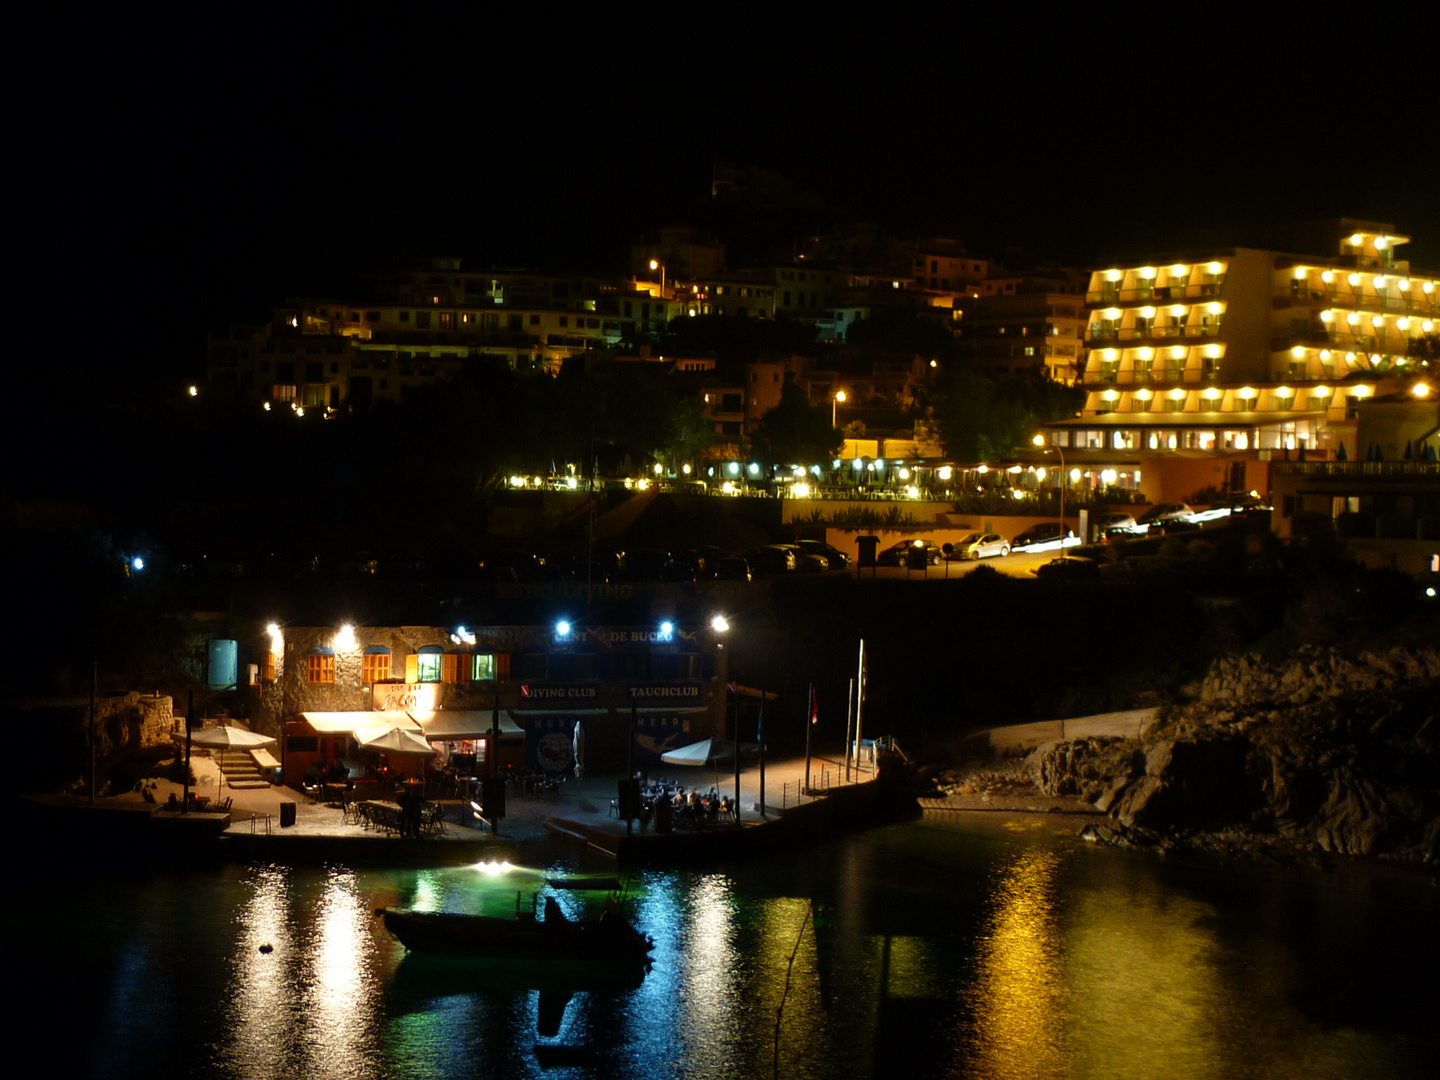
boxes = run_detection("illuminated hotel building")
[1038,220,1437,501]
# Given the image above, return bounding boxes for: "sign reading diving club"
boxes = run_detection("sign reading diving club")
[518,684,598,704]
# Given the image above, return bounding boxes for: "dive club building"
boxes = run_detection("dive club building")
[242,621,725,786]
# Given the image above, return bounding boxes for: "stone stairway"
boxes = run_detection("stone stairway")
[215,749,271,790]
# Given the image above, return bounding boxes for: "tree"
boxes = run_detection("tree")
[843,307,957,359]
[927,367,1083,461]
[658,395,714,470]
[746,381,842,468]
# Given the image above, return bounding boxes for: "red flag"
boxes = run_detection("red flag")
[810,686,819,724]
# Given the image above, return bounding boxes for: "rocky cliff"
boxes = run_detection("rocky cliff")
[1026,646,1440,864]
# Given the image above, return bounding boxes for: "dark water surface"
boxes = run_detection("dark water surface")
[13,812,1437,1079]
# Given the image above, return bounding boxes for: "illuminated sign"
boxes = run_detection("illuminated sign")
[628,684,703,700]
[519,684,598,702]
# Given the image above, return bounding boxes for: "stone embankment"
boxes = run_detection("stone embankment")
[1024,646,1440,864]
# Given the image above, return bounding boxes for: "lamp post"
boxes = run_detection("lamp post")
[1033,434,1066,546]
[710,615,740,827]
[832,389,847,428]
[648,258,666,298]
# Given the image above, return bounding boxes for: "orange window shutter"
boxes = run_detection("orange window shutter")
[497,654,511,681]
[458,654,471,682]
[442,654,458,683]
[405,654,419,684]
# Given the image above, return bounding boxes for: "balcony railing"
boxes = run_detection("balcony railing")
[1274,461,1439,477]
[1274,288,1437,316]
[1084,282,1223,305]
[1088,324,1222,342]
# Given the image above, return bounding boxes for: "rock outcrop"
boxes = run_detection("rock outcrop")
[1028,646,1440,864]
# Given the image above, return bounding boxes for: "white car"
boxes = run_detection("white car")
[950,532,1009,560]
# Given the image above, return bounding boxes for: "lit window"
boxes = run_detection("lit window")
[473,654,497,681]
[413,646,444,683]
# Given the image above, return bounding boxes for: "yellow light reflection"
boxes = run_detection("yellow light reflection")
[967,849,1064,1075]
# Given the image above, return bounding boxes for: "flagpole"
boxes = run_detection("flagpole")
[843,677,855,783]
[758,687,766,819]
[804,683,814,796]
[733,685,742,829]
[854,638,866,778]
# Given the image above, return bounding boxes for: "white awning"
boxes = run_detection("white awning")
[412,711,525,740]
[299,711,418,734]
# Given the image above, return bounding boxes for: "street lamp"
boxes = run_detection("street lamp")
[648,258,666,298]
[1033,434,1066,546]
[832,389,847,427]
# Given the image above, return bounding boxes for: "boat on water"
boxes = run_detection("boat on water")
[379,898,654,962]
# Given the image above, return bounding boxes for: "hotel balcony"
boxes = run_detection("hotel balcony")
[1088,324,1221,343]
[1273,288,1437,317]
[1085,281,1224,305]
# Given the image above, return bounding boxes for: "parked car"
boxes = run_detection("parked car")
[1007,523,1077,552]
[619,547,673,581]
[1033,555,1100,581]
[478,549,548,581]
[1189,492,1272,524]
[743,545,797,575]
[949,532,1009,560]
[795,539,851,569]
[1135,503,1193,533]
[779,544,829,572]
[1092,512,1139,540]
[876,539,944,566]
[714,556,752,582]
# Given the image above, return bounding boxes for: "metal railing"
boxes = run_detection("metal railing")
[1089,324,1221,342]
[1085,282,1223,304]
[1274,289,1437,316]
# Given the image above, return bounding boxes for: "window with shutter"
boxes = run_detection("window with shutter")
[307,652,336,684]
[363,649,391,684]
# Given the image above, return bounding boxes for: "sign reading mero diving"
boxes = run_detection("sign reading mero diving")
[628,684,703,701]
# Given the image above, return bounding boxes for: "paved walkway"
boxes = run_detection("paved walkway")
[116,751,877,848]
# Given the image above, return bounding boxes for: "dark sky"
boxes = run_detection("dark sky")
[35,11,1440,383]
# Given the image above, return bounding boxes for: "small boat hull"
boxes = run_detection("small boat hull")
[379,907,653,962]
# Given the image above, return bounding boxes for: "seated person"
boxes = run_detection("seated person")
[689,789,701,809]
[718,796,732,817]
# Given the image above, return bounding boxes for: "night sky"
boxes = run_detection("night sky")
[33,11,1440,385]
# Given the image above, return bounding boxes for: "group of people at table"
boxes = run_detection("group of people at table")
[640,782,735,825]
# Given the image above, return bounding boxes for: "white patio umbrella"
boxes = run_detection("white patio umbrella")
[572,719,585,779]
[189,725,277,750]
[660,738,743,767]
[662,738,761,793]
[357,726,437,756]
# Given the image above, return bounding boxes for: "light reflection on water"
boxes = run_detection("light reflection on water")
[967,848,1065,1078]
[16,816,1439,1079]
[223,866,296,1080]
